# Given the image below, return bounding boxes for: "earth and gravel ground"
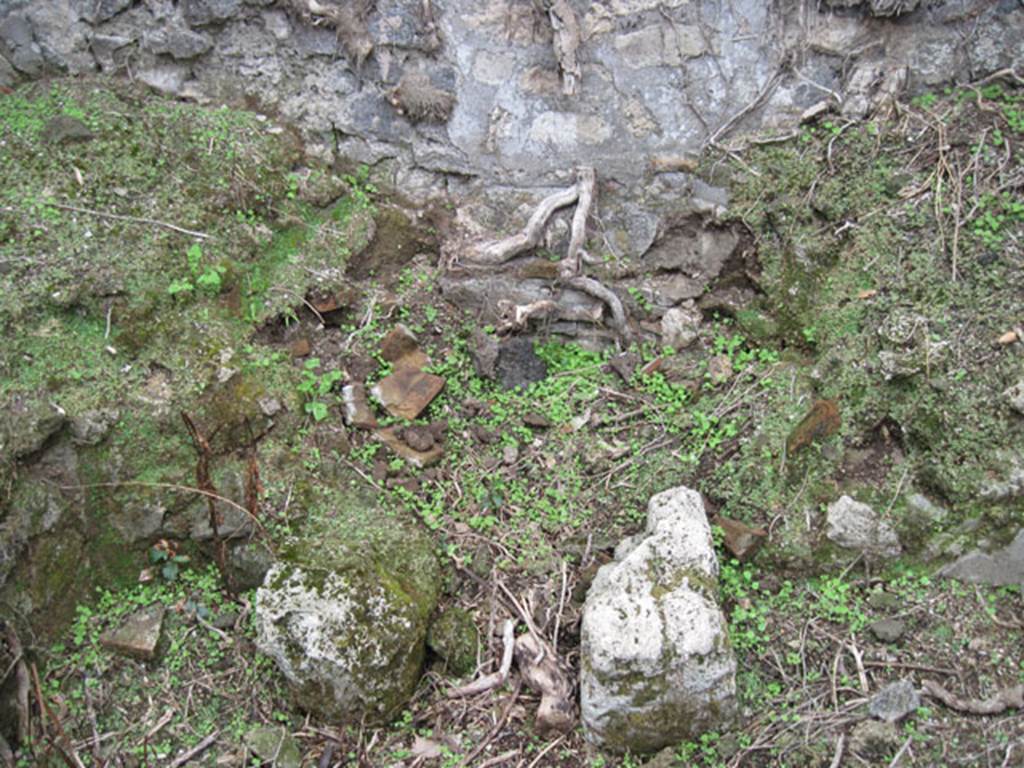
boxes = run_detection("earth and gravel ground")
[0,77,1022,767]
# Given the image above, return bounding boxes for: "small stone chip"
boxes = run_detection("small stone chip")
[100,604,165,660]
[380,324,430,370]
[715,515,767,562]
[377,426,444,468]
[868,617,907,643]
[868,679,920,723]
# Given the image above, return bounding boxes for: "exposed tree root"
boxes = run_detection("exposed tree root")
[546,0,582,97]
[463,167,628,336]
[566,276,626,332]
[467,185,581,266]
[559,166,595,279]
[512,632,575,734]
[449,620,515,697]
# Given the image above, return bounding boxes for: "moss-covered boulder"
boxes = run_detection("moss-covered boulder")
[254,505,441,724]
[581,487,736,754]
[427,607,479,677]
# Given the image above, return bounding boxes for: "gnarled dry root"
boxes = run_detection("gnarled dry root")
[558,166,595,279]
[567,275,626,332]
[468,185,581,266]
[449,620,515,697]
[464,167,627,336]
[512,632,575,734]
[547,0,582,97]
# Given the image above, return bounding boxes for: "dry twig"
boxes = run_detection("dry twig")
[49,202,210,239]
[166,730,220,768]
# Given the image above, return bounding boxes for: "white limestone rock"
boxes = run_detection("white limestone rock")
[825,495,902,558]
[581,486,736,753]
[660,301,703,350]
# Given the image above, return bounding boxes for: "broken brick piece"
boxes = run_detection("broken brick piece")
[786,399,841,456]
[370,368,445,420]
[380,324,430,371]
[715,515,768,562]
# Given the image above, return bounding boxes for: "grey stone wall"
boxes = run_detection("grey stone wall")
[2,0,1021,190]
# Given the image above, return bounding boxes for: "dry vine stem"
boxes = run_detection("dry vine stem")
[181,412,232,592]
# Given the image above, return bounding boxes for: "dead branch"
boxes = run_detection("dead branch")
[60,480,270,539]
[705,63,787,150]
[970,67,1024,88]
[922,679,1024,715]
[449,619,515,697]
[30,662,85,768]
[456,678,522,768]
[512,632,574,734]
[547,0,581,96]
[49,202,210,240]
[3,625,30,749]
[167,730,220,768]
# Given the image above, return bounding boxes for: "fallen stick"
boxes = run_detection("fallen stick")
[30,663,84,768]
[49,202,210,239]
[167,731,220,768]
[3,626,29,749]
[456,678,523,768]
[449,620,515,697]
[922,679,1024,715]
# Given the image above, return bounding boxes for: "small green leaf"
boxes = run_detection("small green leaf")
[167,278,194,296]
[306,401,328,421]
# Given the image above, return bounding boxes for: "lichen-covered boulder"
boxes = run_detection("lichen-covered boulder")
[255,508,441,723]
[581,486,736,753]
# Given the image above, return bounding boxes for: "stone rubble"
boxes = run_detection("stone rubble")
[825,495,902,558]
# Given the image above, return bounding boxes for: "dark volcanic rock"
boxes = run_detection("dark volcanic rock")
[495,337,547,391]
